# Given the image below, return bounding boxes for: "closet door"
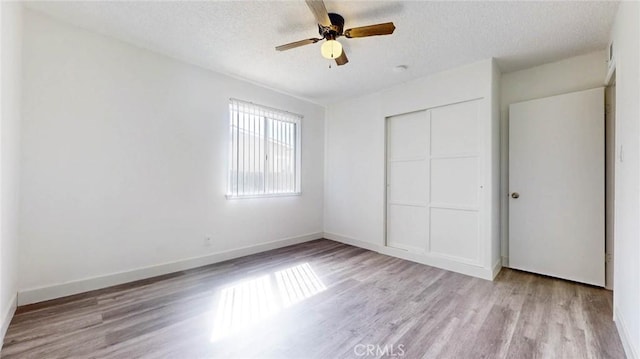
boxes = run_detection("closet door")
[386,111,429,253]
[429,101,481,263]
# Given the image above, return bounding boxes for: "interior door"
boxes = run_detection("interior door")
[509,87,604,286]
[386,111,429,253]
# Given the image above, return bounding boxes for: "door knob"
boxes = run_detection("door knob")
[511,192,520,199]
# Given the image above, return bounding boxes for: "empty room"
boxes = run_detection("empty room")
[1,0,639,358]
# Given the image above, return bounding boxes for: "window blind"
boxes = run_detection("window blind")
[227,99,301,198]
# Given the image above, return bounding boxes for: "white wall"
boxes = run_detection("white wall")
[18,10,324,304]
[0,1,22,344]
[499,50,608,265]
[610,2,640,358]
[324,59,500,279]
[324,93,383,249]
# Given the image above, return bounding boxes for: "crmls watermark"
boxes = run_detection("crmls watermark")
[353,343,406,357]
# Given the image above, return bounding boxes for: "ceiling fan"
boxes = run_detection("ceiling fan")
[275,0,396,66]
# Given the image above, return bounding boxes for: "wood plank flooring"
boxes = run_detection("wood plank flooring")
[1,239,625,358]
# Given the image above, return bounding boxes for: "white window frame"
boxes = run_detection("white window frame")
[226,98,302,199]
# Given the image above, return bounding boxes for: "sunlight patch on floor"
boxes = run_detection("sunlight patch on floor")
[210,262,326,342]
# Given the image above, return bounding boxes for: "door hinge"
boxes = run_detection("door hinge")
[605,253,613,263]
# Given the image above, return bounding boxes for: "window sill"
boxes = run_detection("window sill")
[225,192,302,200]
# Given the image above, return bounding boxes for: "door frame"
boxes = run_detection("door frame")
[604,69,616,290]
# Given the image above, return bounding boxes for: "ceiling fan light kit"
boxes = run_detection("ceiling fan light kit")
[275,0,396,67]
[321,40,342,59]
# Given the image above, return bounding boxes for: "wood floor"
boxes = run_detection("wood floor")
[1,239,625,358]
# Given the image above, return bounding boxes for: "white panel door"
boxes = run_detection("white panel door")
[509,87,604,286]
[429,101,481,263]
[386,111,429,252]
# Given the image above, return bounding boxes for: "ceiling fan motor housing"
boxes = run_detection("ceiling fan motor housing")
[319,13,345,40]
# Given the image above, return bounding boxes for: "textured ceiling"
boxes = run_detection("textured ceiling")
[25,1,619,105]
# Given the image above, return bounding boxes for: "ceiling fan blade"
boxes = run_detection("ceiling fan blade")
[335,50,348,66]
[344,22,396,38]
[305,0,331,26]
[275,38,322,51]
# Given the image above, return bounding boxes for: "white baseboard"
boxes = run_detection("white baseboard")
[18,232,323,306]
[323,232,383,253]
[492,258,503,279]
[323,232,495,280]
[614,307,638,359]
[1,293,17,347]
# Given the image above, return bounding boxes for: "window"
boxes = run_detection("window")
[227,99,301,198]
